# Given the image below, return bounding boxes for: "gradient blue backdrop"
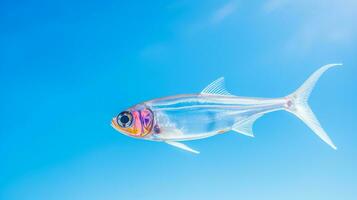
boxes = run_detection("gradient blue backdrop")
[1,0,357,199]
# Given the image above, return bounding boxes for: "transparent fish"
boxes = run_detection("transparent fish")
[111,64,341,154]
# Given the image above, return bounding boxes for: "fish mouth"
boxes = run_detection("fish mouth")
[111,118,121,132]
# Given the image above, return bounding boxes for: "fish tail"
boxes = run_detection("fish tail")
[284,63,342,150]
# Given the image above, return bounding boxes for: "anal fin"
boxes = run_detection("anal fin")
[232,114,263,137]
[165,141,200,154]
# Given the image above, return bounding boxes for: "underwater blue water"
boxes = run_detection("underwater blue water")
[1,0,357,199]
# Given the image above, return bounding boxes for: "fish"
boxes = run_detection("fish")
[111,64,341,154]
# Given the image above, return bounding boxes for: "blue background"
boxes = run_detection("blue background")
[1,0,356,199]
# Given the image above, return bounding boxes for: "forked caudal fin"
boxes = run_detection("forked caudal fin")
[285,63,342,150]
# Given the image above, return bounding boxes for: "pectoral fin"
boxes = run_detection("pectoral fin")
[165,141,200,154]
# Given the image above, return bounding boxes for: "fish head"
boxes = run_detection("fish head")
[111,104,154,138]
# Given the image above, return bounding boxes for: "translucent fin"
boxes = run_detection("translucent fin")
[165,141,200,154]
[286,63,342,150]
[201,77,234,96]
[232,114,263,137]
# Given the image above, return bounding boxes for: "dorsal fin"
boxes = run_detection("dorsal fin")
[232,114,263,137]
[201,77,234,96]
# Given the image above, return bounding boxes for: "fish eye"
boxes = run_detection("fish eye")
[117,111,133,128]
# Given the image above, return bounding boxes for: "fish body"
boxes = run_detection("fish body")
[145,95,285,141]
[111,64,341,154]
